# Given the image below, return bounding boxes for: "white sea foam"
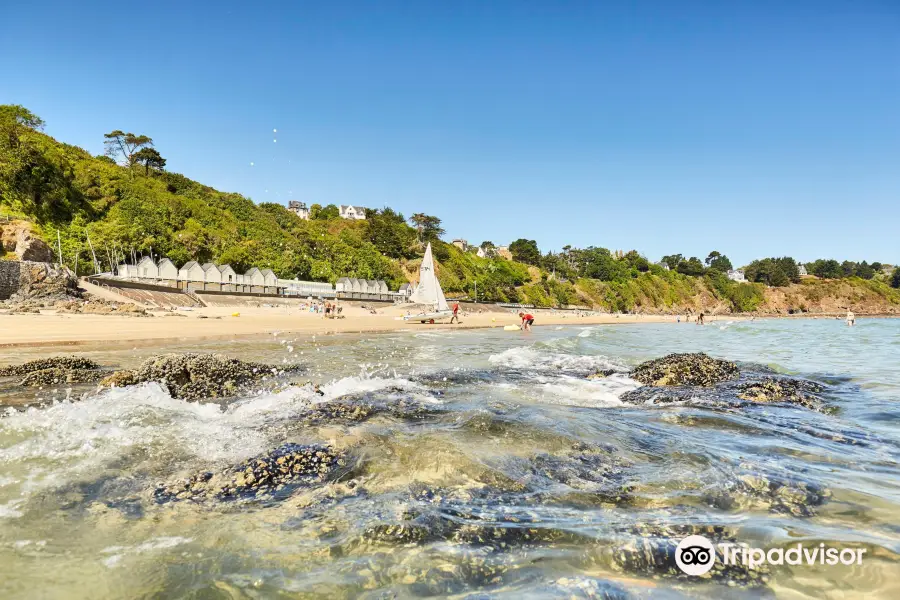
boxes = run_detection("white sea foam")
[522,374,642,408]
[101,536,193,568]
[487,346,624,374]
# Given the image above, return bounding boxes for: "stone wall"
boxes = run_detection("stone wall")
[0,260,22,300]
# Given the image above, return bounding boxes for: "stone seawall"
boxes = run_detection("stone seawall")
[0,261,22,300]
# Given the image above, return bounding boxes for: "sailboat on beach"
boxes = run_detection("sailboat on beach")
[403,242,453,323]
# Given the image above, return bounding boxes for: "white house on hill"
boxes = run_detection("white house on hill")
[288,201,310,220]
[727,269,746,282]
[339,205,367,220]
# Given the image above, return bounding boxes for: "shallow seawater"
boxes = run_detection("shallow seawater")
[1,319,899,599]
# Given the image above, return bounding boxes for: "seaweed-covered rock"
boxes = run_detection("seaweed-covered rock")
[630,353,738,387]
[19,368,107,387]
[298,392,440,425]
[154,443,347,503]
[0,356,102,377]
[586,369,619,380]
[523,442,633,504]
[100,353,301,400]
[705,471,831,517]
[736,377,823,409]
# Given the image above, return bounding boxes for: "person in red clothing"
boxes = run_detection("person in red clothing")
[451,302,460,324]
[518,311,534,331]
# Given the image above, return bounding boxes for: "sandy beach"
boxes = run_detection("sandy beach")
[0,303,687,348]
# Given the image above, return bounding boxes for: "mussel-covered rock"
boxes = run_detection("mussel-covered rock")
[155,443,347,503]
[299,391,441,425]
[19,367,107,387]
[522,442,633,505]
[0,356,101,377]
[100,353,302,400]
[630,353,738,387]
[736,377,823,409]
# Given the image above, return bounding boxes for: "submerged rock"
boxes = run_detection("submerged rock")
[606,522,770,588]
[99,353,301,400]
[0,356,102,378]
[155,443,347,503]
[705,470,831,517]
[630,353,739,387]
[19,368,107,387]
[586,369,620,380]
[298,391,440,425]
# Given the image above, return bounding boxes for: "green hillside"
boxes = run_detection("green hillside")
[2,104,898,313]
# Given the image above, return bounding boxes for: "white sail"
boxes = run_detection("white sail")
[409,242,450,312]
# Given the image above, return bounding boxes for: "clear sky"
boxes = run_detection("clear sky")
[3,0,898,267]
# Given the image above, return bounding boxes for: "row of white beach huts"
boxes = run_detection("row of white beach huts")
[115,256,411,300]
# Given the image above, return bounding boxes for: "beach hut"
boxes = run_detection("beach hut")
[244,267,265,287]
[336,277,352,294]
[157,258,178,281]
[218,264,236,285]
[137,256,159,280]
[399,283,412,297]
[179,261,205,282]
[261,269,278,288]
[201,263,222,284]
[350,278,363,294]
[376,280,389,294]
[364,279,377,294]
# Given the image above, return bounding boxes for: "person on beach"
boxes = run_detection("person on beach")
[519,311,534,331]
[698,312,705,325]
[846,310,855,326]
[451,302,460,324]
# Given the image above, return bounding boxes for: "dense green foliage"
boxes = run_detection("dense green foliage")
[744,257,800,287]
[892,267,900,289]
[806,258,880,280]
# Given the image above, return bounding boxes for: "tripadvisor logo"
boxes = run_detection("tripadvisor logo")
[675,535,716,575]
[674,535,867,575]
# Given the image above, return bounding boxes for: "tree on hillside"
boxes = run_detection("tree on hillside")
[310,203,340,219]
[103,130,153,177]
[479,241,497,258]
[623,250,650,272]
[661,254,683,270]
[0,104,45,148]
[133,148,166,175]
[408,213,444,242]
[509,238,541,266]
[892,267,900,289]
[809,259,842,279]
[705,250,733,272]
[676,256,705,276]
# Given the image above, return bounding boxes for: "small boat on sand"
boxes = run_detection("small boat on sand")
[403,242,453,324]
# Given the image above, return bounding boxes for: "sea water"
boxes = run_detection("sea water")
[0,319,898,598]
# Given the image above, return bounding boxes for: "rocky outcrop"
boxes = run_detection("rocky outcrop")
[154,443,347,503]
[99,353,302,400]
[0,356,102,377]
[629,353,739,387]
[0,220,52,262]
[0,261,79,303]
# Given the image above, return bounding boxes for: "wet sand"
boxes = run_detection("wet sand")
[0,304,692,348]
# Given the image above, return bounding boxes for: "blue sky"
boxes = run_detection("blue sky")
[3,0,898,267]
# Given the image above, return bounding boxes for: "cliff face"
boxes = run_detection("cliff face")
[0,261,78,302]
[760,279,900,315]
[0,220,52,262]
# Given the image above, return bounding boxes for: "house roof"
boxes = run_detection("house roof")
[157,258,174,266]
[137,256,155,265]
[181,260,199,270]
[399,283,411,290]
[201,262,218,271]
[337,277,352,283]
[261,268,276,276]
[217,264,234,273]
[245,267,261,276]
